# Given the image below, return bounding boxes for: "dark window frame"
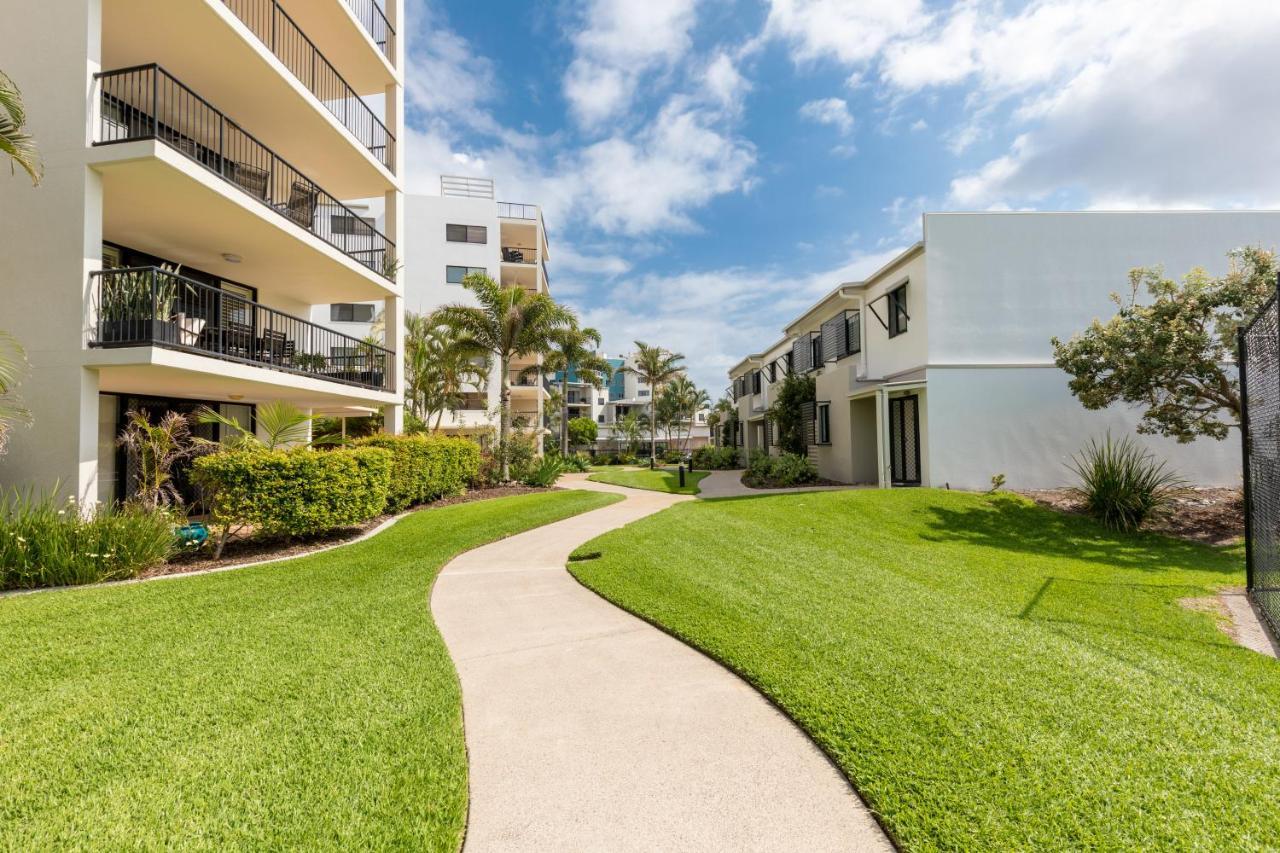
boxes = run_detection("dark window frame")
[445,223,488,244]
[446,265,487,284]
[330,303,376,323]
[888,284,909,338]
[815,401,831,445]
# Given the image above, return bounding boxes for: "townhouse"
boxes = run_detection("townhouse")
[728,211,1277,490]
[0,0,406,504]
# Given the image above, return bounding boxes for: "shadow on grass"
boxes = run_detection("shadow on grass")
[920,494,1240,576]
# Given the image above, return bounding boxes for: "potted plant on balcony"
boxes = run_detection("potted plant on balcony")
[99,269,179,345]
[294,352,328,372]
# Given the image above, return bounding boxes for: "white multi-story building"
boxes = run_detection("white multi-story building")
[597,352,712,452]
[729,210,1276,490]
[0,0,406,504]
[317,176,553,441]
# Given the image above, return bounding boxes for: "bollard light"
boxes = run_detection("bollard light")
[679,464,686,488]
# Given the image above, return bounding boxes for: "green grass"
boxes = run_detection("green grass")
[569,489,1275,850]
[587,467,709,495]
[0,490,620,851]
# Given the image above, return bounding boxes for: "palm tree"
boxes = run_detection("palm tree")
[0,71,41,185]
[616,412,643,455]
[665,376,710,451]
[0,331,31,455]
[625,342,686,467]
[434,273,573,481]
[197,400,339,451]
[539,324,613,455]
[409,312,490,433]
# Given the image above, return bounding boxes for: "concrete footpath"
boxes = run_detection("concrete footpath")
[431,475,891,852]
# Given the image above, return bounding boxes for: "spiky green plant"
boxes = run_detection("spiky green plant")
[1066,433,1191,532]
[0,70,41,185]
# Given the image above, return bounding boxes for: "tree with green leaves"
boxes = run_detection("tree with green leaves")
[117,410,206,510]
[540,324,613,455]
[567,416,597,451]
[625,342,686,466]
[662,376,710,451]
[0,332,30,456]
[434,273,574,481]
[616,412,642,454]
[707,396,735,447]
[1051,247,1277,443]
[769,373,816,455]
[1,70,41,185]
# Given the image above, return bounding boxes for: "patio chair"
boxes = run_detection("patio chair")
[228,162,270,201]
[282,181,318,230]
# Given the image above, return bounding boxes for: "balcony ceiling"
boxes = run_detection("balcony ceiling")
[276,0,397,93]
[93,142,395,305]
[102,0,395,199]
[88,347,395,414]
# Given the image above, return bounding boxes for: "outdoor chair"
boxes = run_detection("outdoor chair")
[228,162,270,201]
[282,182,318,230]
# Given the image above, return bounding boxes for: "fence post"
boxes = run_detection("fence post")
[1240,327,1254,593]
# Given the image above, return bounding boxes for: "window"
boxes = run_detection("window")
[446,265,486,284]
[332,214,376,236]
[597,415,604,423]
[751,371,762,394]
[888,284,909,337]
[331,303,376,323]
[445,224,487,244]
[810,334,823,371]
[816,402,831,445]
[638,390,650,397]
[597,397,605,405]
[845,310,862,355]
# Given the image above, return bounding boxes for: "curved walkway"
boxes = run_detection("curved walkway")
[431,474,890,852]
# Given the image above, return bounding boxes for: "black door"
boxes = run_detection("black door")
[889,395,921,486]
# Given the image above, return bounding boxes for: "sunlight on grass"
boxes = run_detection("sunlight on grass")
[587,467,708,495]
[570,489,1271,850]
[0,490,620,850]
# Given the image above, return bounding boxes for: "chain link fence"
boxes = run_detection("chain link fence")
[1242,291,1280,635]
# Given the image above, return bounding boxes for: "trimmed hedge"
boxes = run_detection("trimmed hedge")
[192,447,392,540]
[354,434,481,511]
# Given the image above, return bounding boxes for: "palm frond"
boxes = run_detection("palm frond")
[0,71,41,185]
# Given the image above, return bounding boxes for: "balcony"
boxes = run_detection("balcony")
[219,0,393,169]
[95,65,394,281]
[89,267,394,393]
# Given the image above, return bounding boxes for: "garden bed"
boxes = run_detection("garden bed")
[740,474,844,490]
[154,485,557,578]
[1020,486,1242,545]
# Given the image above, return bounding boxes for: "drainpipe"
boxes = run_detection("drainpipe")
[877,387,890,489]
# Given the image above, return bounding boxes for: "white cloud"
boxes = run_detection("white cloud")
[568,247,909,390]
[815,184,845,199]
[799,97,854,134]
[939,0,1280,208]
[562,0,699,128]
[765,0,927,66]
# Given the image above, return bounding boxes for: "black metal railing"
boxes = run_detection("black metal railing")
[90,267,394,392]
[502,245,539,264]
[342,0,394,62]
[95,65,394,279]
[221,0,394,169]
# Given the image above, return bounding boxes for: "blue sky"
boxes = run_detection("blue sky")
[401,0,1280,391]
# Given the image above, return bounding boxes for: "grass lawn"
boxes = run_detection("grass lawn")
[569,488,1277,850]
[0,490,620,851]
[588,466,709,495]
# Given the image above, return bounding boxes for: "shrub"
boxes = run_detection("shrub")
[503,433,540,483]
[0,491,174,590]
[354,434,480,511]
[567,417,598,449]
[1067,433,1189,532]
[557,452,590,473]
[768,374,816,456]
[522,455,565,487]
[692,445,740,470]
[663,450,685,465]
[743,451,818,488]
[615,452,638,465]
[192,447,392,555]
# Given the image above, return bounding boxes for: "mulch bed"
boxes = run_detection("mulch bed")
[146,485,558,579]
[740,476,845,490]
[1019,487,1243,546]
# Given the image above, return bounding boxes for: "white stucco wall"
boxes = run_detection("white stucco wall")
[926,367,1240,490]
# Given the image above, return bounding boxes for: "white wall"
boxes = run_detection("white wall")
[924,210,1280,364]
[926,366,1240,490]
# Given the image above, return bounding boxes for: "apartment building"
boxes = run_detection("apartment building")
[0,0,406,504]
[317,177,554,440]
[597,353,712,451]
[728,211,1277,490]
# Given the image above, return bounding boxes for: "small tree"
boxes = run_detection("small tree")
[567,416,597,451]
[117,410,206,510]
[1052,247,1276,443]
[625,342,686,466]
[769,373,816,455]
